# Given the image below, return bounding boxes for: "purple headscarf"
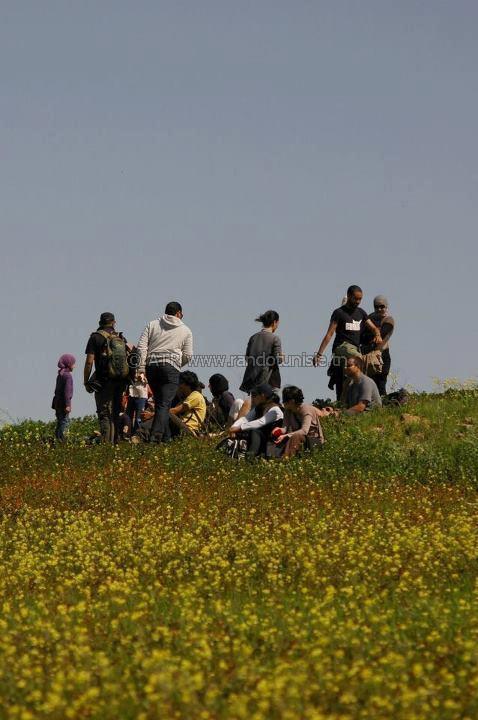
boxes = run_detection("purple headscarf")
[58,354,76,373]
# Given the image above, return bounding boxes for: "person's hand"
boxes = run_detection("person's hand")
[65,406,71,413]
[138,372,146,383]
[229,426,239,436]
[274,432,290,445]
[374,336,383,347]
[313,352,322,367]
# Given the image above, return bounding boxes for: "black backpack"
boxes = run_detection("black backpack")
[383,388,409,407]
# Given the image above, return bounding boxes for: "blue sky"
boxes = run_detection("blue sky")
[1,1,477,421]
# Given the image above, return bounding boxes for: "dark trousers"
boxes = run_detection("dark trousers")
[95,380,124,444]
[55,410,70,441]
[328,359,345,402]
[146,363,180,442]
[126,397,147,433]
[246,420,283,458]
[372,349,391,396]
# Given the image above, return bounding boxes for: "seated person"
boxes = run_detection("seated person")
[208,374,236,429]
[229,383,283,458]
[344,357,382,414]
[169,371,207,436]
[274,386,325,458]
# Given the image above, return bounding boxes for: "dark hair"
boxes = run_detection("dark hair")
[209,373,229,397]
[282,386,304,405]
[179,371,202,391]
[347,285,363,297]
[347,356,364,371]
[255,310,279,327]
[165,301,182,316]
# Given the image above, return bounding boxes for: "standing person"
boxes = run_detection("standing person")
[52,354,75,441]
[364,295,395,396]
[240,310,284,394]
[127,374,149,434]
[313,286,382,401]
[344,357,382,414]
[84,312,129,444]
[137,301,193,444]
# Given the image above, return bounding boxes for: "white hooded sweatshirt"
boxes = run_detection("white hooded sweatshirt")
[136,315,193,372]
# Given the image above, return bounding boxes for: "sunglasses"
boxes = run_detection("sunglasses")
[375,304,386,309]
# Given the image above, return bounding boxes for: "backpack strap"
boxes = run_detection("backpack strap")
[96,329,113,341]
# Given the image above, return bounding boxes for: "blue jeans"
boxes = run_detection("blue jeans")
[146,363,179,442]
[55,410,70,441]
[126,397,147,433]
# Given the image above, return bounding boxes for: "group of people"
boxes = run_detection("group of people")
[51,287,395,457]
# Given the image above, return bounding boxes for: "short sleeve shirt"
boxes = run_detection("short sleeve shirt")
[85,329,111,380]
[182,391,207,431]
[347,374,382,410]
[330,306,369,350]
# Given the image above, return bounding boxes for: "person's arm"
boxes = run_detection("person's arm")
[181,331,193,367]
[273,336,285,364]
[345,401,367,415]
[64,373,73,412]
[84,354,94,385]
[365,318,383,346]
[230,407,256,433]
[287,411,313,438]
[169,401,186,416]
[136,323,150,377]
[380,320,394,345]
[235,397,251,421]
[236,406,283,431]
[314,321,337,366]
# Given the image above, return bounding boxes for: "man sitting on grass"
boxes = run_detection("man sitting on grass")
[344,357,382,415]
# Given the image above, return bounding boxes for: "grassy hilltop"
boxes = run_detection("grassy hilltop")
[1,389,478,720]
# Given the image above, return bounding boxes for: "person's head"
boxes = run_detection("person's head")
[255,310,280,332]
[250,383,275,407]
[345,286,363,309]
[178,371,202,396]
[345,356,364,380]
[58,354,76,371]
[208,373,229,398]
[373,295,389,319]
[165,301,183,319]
[282,385,305,411]
[99,312,116,329]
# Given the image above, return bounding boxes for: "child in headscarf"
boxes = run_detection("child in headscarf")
[52,354,76,441]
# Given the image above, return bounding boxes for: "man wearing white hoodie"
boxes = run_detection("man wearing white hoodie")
[137,301,193,443]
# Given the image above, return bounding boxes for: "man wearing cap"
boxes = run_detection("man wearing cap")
[84,312,128,443]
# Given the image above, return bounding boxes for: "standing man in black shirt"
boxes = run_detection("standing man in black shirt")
[313,286,382,400]
[84,312,128,443]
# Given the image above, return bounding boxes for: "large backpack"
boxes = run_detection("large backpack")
[97,330,129,379]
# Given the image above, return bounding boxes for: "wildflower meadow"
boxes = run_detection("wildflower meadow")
[1,388,478,719]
